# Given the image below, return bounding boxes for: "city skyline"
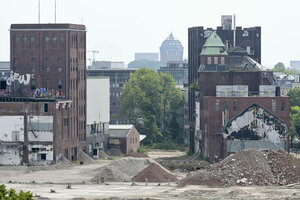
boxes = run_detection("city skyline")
[1,0,300,68]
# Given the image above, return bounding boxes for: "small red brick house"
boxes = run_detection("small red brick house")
[108,125,140,154]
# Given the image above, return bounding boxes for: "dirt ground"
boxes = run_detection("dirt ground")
[1,151,300,199]
[146,149,186,159]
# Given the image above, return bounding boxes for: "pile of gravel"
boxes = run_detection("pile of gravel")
[132,163,178,183]
[91,157,155,182]
[180,149,300,187]
[78,150,96,163]
[123,152,148,158]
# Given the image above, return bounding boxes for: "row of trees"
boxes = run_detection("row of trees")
[288,88,300,143]
[119,68,183,145]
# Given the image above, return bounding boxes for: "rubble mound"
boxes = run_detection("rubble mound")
[132,163,178,182]
[123,152,148,158]
[180,149,300,187]
[78,150,96,163]
[268,149,300,185]
[91,157,155,182]
[106,148,124,156]
[99,150,110,159]
[54,155,74,169]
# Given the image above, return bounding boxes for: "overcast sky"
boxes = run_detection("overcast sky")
[1,0,299,67]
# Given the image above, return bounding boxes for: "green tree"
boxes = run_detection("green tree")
[0,184,33,200]
[273,62,286,73]
[120,68,183,144]
[288,88,300,107]
[290,106,300,143]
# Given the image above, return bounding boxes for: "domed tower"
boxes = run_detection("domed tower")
[160,33,183,62]
[200,31,228,65]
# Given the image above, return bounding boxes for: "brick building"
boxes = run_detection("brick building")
[192,32,290,160]
[188,20,261,150]
[0,96,73,165]
[9,24,87,160]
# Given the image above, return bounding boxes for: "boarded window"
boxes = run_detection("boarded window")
[224,100,229,110]
[220,57,225,64]
[281,102,285,111]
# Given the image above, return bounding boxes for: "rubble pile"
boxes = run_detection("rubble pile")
[132,163,178,182]
[91,157,155,182]
[268,149,300,185]
[180,149,300,187]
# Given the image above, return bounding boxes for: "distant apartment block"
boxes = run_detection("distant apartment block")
[88,61,124,69]
[135,53,159,61]
[157,60,188,85]
[290,61,300,70]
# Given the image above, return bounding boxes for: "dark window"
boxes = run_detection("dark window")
[64,118,69,126]
[30,36,35,42]
[0,81,6,89]
[44,104,48,112]
[31,58,36,64]
[281,102,285,111]
[23,36,28,42]
[58,80,62,89]
[31,79,36,90]
[40,154,46,160]
[16,36,20,43]
[57,58,62,63]
[60,36,65,42]
[46,58,50,64]
[64,149,69,159]
[31,67,36,73]
[224,100,229,110]
[233,100,238,111]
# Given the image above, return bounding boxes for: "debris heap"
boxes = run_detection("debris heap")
[132,163,178,182]
[180,149,300,186]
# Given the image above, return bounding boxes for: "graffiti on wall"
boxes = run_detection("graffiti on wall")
[0,89,15,95]
[4,71,34,86]
[33,88,64,98]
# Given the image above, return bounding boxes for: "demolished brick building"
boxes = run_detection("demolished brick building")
[193,32,290,161]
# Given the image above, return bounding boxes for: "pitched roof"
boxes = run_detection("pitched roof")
[200,32,228,56]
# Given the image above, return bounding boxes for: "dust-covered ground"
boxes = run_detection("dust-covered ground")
[2,150,300,199]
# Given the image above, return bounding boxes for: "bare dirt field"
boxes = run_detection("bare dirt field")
[1,150,300,199]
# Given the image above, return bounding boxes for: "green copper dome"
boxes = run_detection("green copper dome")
[200,31,228,55]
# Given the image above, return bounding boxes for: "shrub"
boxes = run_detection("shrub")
[0,184,33,200]
[137,145,148,154]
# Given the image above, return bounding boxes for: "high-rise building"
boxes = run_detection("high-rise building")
[160,33,183,62]
[10,24,87,160]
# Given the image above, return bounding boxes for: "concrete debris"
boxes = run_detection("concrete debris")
[180,149,300,187]
[78,150,96,163]
[132,163,178,183]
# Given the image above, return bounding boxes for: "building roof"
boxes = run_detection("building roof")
[200,32,228,55]
[10,24,86,31]
[109,124,134,138]
[160,33,183,50]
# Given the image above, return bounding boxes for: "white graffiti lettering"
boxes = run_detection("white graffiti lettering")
[5,71,33,86]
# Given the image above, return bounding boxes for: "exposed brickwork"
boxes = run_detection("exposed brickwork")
[9,24,87,160]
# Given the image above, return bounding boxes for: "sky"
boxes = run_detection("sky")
[1,0,300,68]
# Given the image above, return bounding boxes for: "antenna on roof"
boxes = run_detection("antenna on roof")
[38,0,40,23]
[54,0,56,23]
